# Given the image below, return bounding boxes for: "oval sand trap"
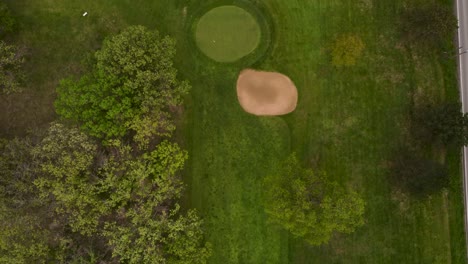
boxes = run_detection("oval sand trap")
[236,69,298,116]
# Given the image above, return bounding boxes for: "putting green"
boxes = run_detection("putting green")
[195,5,261,62]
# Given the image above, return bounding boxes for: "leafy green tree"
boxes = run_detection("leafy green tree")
[33,122,102,234]
[400,3,457,48]
[0,40,25,94]
[100,141,210,263]
[263,154,365,245]
[0,2,16,36]
[33,123,211,263]
[331,34,365,67]
[0,204,51,264]
[0,137,52,264]
[390,149,448,197]
[412,102,468,146]
[0,137,36,206]
[55,26,190,147]
[0,132,110,263]
[104,206,211,264]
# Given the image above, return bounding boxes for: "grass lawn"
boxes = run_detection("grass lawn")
[2,0,466,263]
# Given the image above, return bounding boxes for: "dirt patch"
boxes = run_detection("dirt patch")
[236,69,298,116]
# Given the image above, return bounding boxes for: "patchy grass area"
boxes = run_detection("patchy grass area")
[1,0,466,263]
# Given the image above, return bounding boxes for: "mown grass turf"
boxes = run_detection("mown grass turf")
[195,5,261,62]
[2,0,466,263]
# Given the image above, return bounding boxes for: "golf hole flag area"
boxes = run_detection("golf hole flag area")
[195,5,261,62]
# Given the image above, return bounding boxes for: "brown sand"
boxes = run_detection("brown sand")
[236,69,298,116]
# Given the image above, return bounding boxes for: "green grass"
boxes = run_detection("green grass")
[2,0,467,263]
[195,5,261,62]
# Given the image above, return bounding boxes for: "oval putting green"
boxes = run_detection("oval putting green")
[195,5,261,63]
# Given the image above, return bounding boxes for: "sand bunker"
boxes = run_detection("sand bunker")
[236,69,298,116]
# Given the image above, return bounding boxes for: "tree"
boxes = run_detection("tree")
[400,3,457,48]
[412,102,468,147]
[0,137,36,206]
[0,2,16,37]
[331,34,365,67]
[0,40,25,94]
[55,26,190,146]
[0,130,114,263]
[32,122,102,234]
[0,204,51,264]
[33,123,211,263]
[0,137,52,264]
[104,206,211,264]
[390,149,448,197]
[263,153,365,245]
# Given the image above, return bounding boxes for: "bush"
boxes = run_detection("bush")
[411,102,468,147]
[0,40,25,94]
[390,149,448,198]
[0,2,16,37]
[331,34,365,67]
[263,153,365,245]
[400,3,457,49]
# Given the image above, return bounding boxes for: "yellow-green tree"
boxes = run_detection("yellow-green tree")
[263,153,365,245]
[0,123,210,263]
[0,40,25,94]
[331,34,365,67]
[32,123,211,263]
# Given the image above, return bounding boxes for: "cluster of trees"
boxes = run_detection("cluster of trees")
[389,102,467,198]
[330,2,457,67]
[0,26,211,263]
[0,2,25,94]
[263,154,365,245]
[399,3,457,49]
[385,2,459,198]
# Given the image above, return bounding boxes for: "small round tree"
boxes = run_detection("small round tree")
[263,153,365,245]
[331,34,365,67]
[390,149,448,198]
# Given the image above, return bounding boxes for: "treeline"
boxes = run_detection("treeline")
[388,2,461,199]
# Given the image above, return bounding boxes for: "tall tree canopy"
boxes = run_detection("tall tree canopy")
[412,102,468,147]
[0,123,211,263]
[263,154,365,245]
[0,2,16,37]
[55,26,190,146]
[400,3,457,48]
[31,123,211,263]
[390,149,448,198]
[0,137,52,263]
[0,40,24,94]
[0,3,24,94]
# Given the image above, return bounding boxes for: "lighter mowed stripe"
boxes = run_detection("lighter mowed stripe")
[195,6,261,62]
